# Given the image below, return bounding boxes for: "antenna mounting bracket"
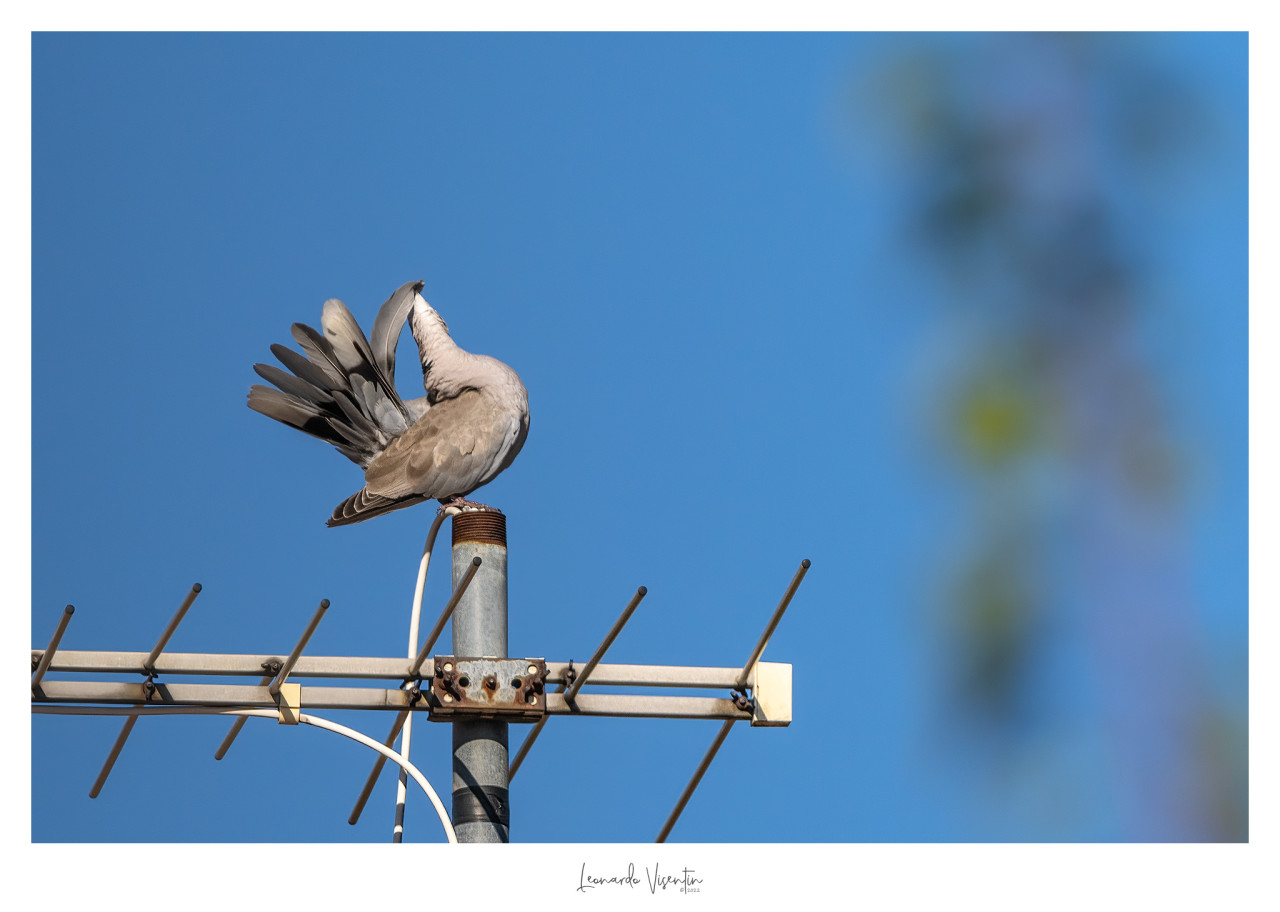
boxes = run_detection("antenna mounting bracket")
[427,657,548,722]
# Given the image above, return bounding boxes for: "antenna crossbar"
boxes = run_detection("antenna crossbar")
[31,652,753,689]
[32,678,758,720]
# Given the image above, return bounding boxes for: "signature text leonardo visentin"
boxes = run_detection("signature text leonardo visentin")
[577,862,703,894]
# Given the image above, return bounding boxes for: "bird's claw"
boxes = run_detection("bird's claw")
[438,497,501,514]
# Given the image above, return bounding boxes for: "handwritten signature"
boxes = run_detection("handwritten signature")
[577,862,703,894]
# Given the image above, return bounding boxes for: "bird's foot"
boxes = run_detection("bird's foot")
[438,496,502,514]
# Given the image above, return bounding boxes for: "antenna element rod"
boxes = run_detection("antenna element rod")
[89,715,140,798]
[269,599,330,696]
[408,556,482,678]
[214,674,273,759]
[735,559,810,690]
[31,605,75,694]
[144,583,202,673]
[656,719,736,842]
[348,709,410,824]
[563,586,647,704]
[507,684,565,781]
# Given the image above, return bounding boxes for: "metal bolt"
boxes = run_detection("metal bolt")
[443,662,453,673]
[442,694,454,703]
[527,665,537,674]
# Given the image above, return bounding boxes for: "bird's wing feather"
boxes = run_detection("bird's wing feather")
[290,322,349,387]
[370,280,424,381]
[321,298,380,374]
[247,385,368,464]
[294,318,398,420]
[252,362,335,405]
[271,342,338,391]
[363,389,510,500]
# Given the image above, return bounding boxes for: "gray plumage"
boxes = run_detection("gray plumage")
[248,280,530,526]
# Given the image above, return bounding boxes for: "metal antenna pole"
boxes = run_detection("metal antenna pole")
[450,510,510,843]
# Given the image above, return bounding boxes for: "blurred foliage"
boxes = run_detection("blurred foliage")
[952,536,1038,728]
[950,349,1046,469]
[858,33,1245,840]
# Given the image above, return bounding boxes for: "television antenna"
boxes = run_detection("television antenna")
[31,506,807,843]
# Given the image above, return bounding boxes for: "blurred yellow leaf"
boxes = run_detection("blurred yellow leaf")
[952,368,1039,467]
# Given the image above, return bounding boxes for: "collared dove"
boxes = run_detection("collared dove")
[248,280,530,526]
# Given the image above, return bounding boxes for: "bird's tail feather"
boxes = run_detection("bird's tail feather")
[327,488,430,527]
[248,297,415,468]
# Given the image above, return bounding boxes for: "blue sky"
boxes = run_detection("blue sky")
[29,31,1247,849]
